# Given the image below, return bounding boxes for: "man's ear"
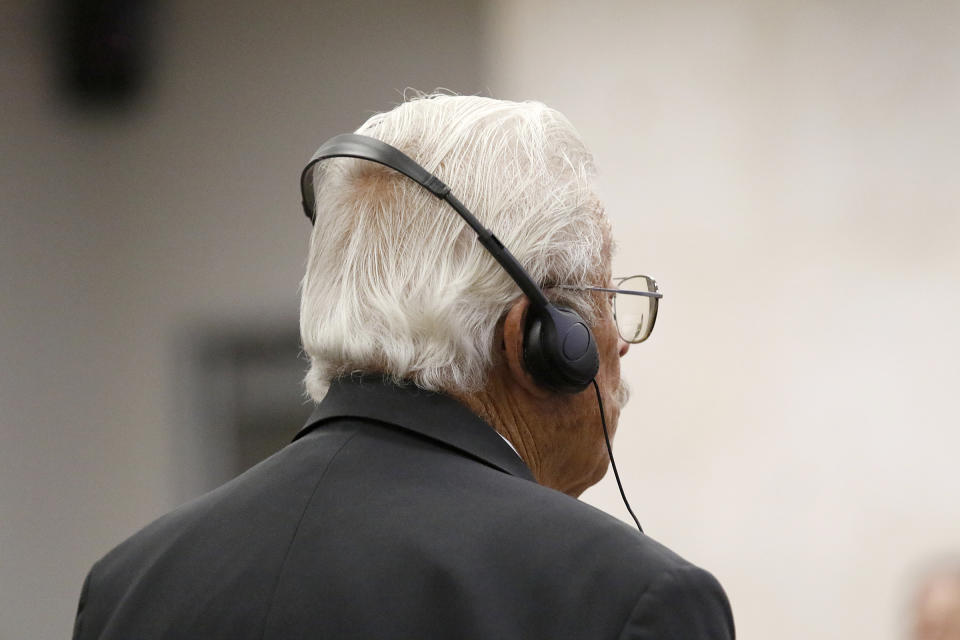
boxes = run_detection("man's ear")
[502,298,552,399]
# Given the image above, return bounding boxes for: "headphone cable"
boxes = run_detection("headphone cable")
[590,378,643,533]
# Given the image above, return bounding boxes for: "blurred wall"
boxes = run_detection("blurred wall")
[483,2,960,639]
[0,1,482,638]
[3,1,959,639]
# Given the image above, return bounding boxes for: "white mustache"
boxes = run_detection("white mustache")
[613,378,631,410]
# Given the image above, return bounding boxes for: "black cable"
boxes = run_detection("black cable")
[591,378,643,533]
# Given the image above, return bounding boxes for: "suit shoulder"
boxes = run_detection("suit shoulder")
[473,475,735,637]
[516,485,737,639]
[486,475,712,586]
[618,564,736,639]
[502,475,699,565]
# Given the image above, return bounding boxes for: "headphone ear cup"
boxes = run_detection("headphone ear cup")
[523,304,599,394]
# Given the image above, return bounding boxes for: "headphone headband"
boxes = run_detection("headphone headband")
[301,133,551,312]
[300,133,598,392]
[301,134,450,222]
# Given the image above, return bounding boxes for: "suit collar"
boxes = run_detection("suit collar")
[294,375,535,482]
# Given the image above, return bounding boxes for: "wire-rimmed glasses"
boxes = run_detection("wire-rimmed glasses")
[558,275,662,344]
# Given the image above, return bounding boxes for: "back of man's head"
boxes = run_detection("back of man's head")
[300,94,611,401]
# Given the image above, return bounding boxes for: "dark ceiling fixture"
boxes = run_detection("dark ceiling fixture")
[55,0,158,108]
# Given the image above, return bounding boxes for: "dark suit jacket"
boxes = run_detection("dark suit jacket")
[73,376,735,639]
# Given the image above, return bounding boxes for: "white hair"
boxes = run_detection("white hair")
[300,94,611,401]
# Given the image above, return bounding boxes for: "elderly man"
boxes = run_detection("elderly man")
[73,95,735,639]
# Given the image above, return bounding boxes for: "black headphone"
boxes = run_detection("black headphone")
[300,133,599,394]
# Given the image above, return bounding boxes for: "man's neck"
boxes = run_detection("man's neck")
[453,381,601,495]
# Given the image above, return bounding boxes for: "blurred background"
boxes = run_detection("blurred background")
[2,0,958,638]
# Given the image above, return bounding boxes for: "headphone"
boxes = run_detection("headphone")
[300,133,599,394]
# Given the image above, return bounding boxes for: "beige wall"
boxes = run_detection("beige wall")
[0,1,481,637]
[483,2,960,639]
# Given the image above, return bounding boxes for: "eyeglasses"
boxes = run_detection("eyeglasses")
[557,275,662,344]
